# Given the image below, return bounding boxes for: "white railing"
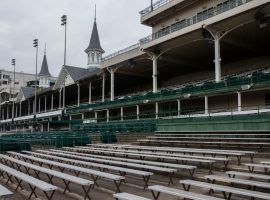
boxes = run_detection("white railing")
[139,0,174,16]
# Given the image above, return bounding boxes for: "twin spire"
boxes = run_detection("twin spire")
[38,43,51,77]
[85,5,104,54]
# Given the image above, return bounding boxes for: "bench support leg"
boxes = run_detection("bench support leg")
[63,180,71,193]
[113,180,122,193]
[143,175,150,190]
[168,172,174,185]
[44,190,56,200]
[151,190,160,200]
[82,185,92,200]
[28,184,38,199]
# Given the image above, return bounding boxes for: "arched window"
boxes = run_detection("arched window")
[91,52,95,63]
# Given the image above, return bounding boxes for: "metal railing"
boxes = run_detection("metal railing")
[139,0,174,16]
[102,43,140,61]
[140,0,253,45]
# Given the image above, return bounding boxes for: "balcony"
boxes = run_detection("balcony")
[139,0,174,17]
[140,0,254,45]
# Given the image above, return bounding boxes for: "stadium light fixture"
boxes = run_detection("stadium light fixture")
[11,59,15,125]
[33,39,38,121]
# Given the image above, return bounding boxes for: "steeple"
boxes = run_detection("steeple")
[38,45,51,77]
[38,44,52,88]
[85,5,104,69]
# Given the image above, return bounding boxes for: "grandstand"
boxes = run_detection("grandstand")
[1,0,270,199]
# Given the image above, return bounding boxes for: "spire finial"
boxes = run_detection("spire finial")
[44,43,47,55]
[94,4,96,22]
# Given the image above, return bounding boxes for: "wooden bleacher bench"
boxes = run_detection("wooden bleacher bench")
[119,145,255,164]
[180,179,270,200]
[0,184,13,200]
[0,163,57,200]
[245,163,270,173]
[205,175,270,190]
[148,185,223,200]
[84,146,230,169]
[55,148,197,176]
[113,192,151,200]
[0,154,93,199]
[8,151,124,192]
[226,171,270,181]
[36,149,153,189]
[70,146,215,174]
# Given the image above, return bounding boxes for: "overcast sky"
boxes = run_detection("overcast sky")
[0,0,151,76]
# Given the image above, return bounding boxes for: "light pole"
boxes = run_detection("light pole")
[11,59,15,125]
[61,15,67,109]
[33,39,38,121]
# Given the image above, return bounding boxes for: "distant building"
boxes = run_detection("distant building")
[0,70,35,103]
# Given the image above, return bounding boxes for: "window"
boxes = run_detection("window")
[3,75,10,79]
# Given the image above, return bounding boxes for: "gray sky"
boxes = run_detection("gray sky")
[0,0,151,76]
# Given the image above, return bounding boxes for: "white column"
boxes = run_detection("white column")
[32,100,34,114]
[15,105,17,118]
[38,98,40,113]
[110,70,115,101]
[136,105,140,120]
[77,83,80,107]
[69,115,72,130]
[95,111,98,121]
[205,96,209,115]
[51,93,54,111]
[89,82,92,104]
[120,107,124,121]
[82,113,84,120]
[214,36,221,82]
[102,73,105,102]
[59,89,62,109]
[47,121,50,132]
[20,102,22,117]
[237,92,242,112]
[177,99,181,117]
[7,106,9,119]
[44,96,47,112]
[155,102,159,119]
[106,109,109,122]
[41,124,44,132]
[152,55,158,93]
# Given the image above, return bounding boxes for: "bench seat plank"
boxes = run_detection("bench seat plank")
[0,184,13,199]
[113,192,151,200]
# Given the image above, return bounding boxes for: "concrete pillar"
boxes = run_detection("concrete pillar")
[82,113,84,120]
[120,107,124,121]
[136,105,140,120]
[77,83,80,107]
[44,96,47,112]
[177,99,181,117]
[41,124,44,132]
[155,102,159,119]
[214,36,221,82]
[15,105,17,118]
[47,121,50,132]
[51,93,54,111]
[106,109,109,122]
[7,106,9,119]
[59,89,62,109]
[38,98,41,113]
[110,69,115,101]
[205,96,209,114]
[102,73,105,102]
[63,82,66,108]
[152,55,158,93]
[89,82,92,104]
[69,115,72,130]
[237,92,242,112]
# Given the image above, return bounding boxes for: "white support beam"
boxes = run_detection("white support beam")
[19,102,22,117]
[136,105,140,120]
[28,100,30,115]
[77,83,80,107]
[155,102,159,119]
[177,99,181,117]
[205,96,209,115]
[89,82,92,104]
[102,73,105,102]
[214,36,221,82]
[106,109,109,122]
[120,107,124,121]
[82,113,84,120]
[59,89,62,109]
[152,55,158,93]
[44,96,47,112]
[69,115,72,130]
[95,111,98,121]
[38,98,41,113]
[237,91,242,112]
[51,93,54,111]
[110,70,115,101]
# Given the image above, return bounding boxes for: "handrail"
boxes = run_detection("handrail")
[140,0,253,45]
[102,43,140,62]
[139,0,174,16]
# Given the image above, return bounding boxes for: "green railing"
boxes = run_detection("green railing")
[67,69,270,114]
